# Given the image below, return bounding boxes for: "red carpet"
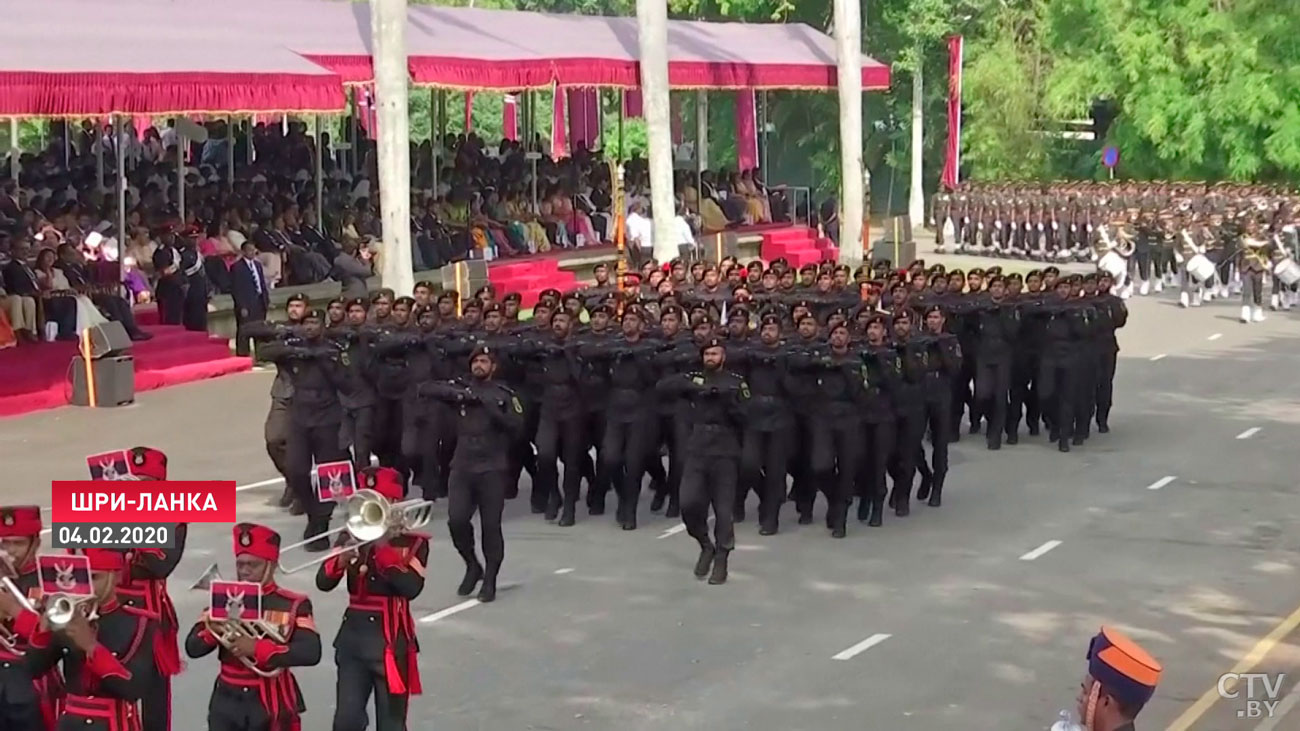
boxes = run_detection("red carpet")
[760,226,837,267]
[0,322,251,419]
[489,257,580,308]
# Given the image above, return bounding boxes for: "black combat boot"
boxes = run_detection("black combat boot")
[693,543,716,579]
[708,550,730,585]
[457,561,483,597]
[928,474,945,507]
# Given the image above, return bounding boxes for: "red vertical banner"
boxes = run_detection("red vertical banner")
[503,93,519,141]
[940,35,964,191]
[464,91,475,133]
[622,88,644,119]
[551,87,568,159]
[566,88,599,152]
[735,88,758,171]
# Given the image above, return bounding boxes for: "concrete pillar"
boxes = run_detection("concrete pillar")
[635,0,678,264]
[908,63,925,228]
[371,0,413,294]
[832,0,864,264]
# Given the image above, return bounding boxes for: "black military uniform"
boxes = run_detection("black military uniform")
[1090,276,1128,432]
[185,524,322,731]
[859,322,901,525]
[316,495,428,731]
[916,308,963,506]
[656,338,750,585]
[247,295,309,509]
[888,313,930,516]
[259,310,351,546]
[967,280,1022,450]
[0,506,63,731]
[730,314,794,535]
[419,349,525,603]
[516,313,586,523]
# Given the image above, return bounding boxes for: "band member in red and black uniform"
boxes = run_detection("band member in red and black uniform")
[26,548,158,731]
[185,523,321,731]
[315,466,428,731]
[0,506,64,730]
[97,447,185,731]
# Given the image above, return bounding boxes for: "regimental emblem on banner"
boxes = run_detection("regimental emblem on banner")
[315,461,356,503]
[86,450,131,481]
[37,554,92,597]
[209,580,262,622]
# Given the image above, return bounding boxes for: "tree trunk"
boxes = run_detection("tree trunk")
[372,0,413,295]
[908,62,925,228]
[635,0,678,264]
[832,0,864,264]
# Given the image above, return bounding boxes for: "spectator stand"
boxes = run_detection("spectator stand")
[0,0,346,418]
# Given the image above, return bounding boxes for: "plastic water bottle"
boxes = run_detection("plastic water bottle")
[1050,709,1086,731]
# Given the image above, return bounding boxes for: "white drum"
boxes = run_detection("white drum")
[1274,257,1300,286]
[1186,254,1216,283]
[1098,251,1127,279]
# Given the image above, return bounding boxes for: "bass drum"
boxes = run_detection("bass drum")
[1274,257,1300,287]
[1098,251,1127,279]
[1185,254,1216,283]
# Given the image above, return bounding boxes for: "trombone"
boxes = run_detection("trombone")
[276,489,434,574]
[188,563,286,679]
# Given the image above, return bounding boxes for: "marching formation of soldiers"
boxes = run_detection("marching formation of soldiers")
[0,447,427,731]
[248,253,1127,592]
[933,181,1300,323]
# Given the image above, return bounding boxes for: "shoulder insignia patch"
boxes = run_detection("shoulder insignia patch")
[740,381,751,399]
[692,376,705,385]
[340,351,351,366]
[511,396,523,414]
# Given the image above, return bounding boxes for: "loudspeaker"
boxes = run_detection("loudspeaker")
[871,238,917,267]
[439,258,488,296]
[70,355,136,407]
[87,321,132,359]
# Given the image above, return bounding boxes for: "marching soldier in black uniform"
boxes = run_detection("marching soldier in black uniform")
[517,310,586,524]
[732,313,794,535]
[249,293,310,511]
[916,306,962,507]
[419,348,525,602]
[316,469,428,730]
[259,309,352,548]
[333,298,377,471]
[656,338,751,585]
[0,506,63,731]
[1090,273,1128,433]
[185,523,322,731]
[97,448,184,731]
[26,548,159,731]
[968,276,1022,450]
[888,310,929,516]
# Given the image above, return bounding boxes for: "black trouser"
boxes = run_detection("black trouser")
[340,405,374,472]
[448,469,507,576]
[1039,357,1076,447]
[680,456,737,551]
[1074,349,1099,440]
[921,390,952,483]
[1134,245,1152,281]
[1008,352,1040,436]
[974,358,1012,447]
[810,417,864,531]
[602,414,656,523]
[232,308,264,357]
[0,696,43,731]
[584,410,610,509]
[1242,268,1265,306]
[789,413,817,512]
[157,285,184,325]
[740,426,792,530]
[141,673,171,731]
[534,411,586,514]
[952,354,977,432]
[650,413,683,507]
[857,418,896,509]
[888,411,926,505]
[1095,348,1117,428]
[286,422,349,521]
[206,682,276,731]
[372,397,405,469]
[264,397,291,478]
[332,653,409,731]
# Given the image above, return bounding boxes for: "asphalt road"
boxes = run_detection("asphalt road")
[5,271,1300,731]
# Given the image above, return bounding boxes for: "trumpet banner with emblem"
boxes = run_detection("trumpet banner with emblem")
[37,553,92,597]
[86,450,131,480]
[315,460,356,503]
[209,579,263,622]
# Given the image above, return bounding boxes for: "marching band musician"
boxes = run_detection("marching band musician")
[1238,219,1270,324]
[0,506,63,731]
[185,523,321,731]
[315,467,428,731]
[93,447,185,731]
[26,548,159,731]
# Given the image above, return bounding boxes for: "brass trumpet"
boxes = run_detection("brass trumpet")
[189,563,285,679]
[44,593,98,629]
[276,490,434,574]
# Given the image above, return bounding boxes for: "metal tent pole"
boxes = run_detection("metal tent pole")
[114,115,126,261]
[315,115,324,229]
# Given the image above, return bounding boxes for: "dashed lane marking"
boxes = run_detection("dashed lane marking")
[553,568,575,575]
[1150,354,1168,361]
[236,477,285,492]
[1147,476,1178,491]
[1208,333,1223,341]
[1019,540,1063,561]
[657,524,688,540]
[832,633,892,661]
[1237,427,1262,440]
[419,599,482,624]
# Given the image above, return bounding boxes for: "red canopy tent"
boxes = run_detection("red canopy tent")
[0,0,346,116]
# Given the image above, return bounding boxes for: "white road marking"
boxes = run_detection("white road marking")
[1019,540,1063,561]
[1253,680,1300,731]
[1208,333,1223,341]
[657,524,688,540]
[418,599,481,624]
[832,633,892,660]
[1237,427,1261,440]
[553,568,575,575]
[1146,476,1178,491]
[1150,353,1167,362]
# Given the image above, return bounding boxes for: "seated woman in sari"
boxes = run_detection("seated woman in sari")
[739,169,772,222]
[730,171,768,223]
[538,187,572,248]
[483,189,529,255]
[557,185,599,246]
[504,192,549,253]
[472,191,520,256]
[440,188,490,254]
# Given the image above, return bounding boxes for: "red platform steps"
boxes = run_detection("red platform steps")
[488,256,579,308]
[760,226,838,267]
[0,316,250,419]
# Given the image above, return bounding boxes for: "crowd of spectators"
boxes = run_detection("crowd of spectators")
[0,115,790,350]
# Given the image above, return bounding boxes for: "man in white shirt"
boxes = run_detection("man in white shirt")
[626,201,653,268]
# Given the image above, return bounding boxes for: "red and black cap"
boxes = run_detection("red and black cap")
[0,506,41,537]
[359,466,405,501]
[232,523,282,563]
